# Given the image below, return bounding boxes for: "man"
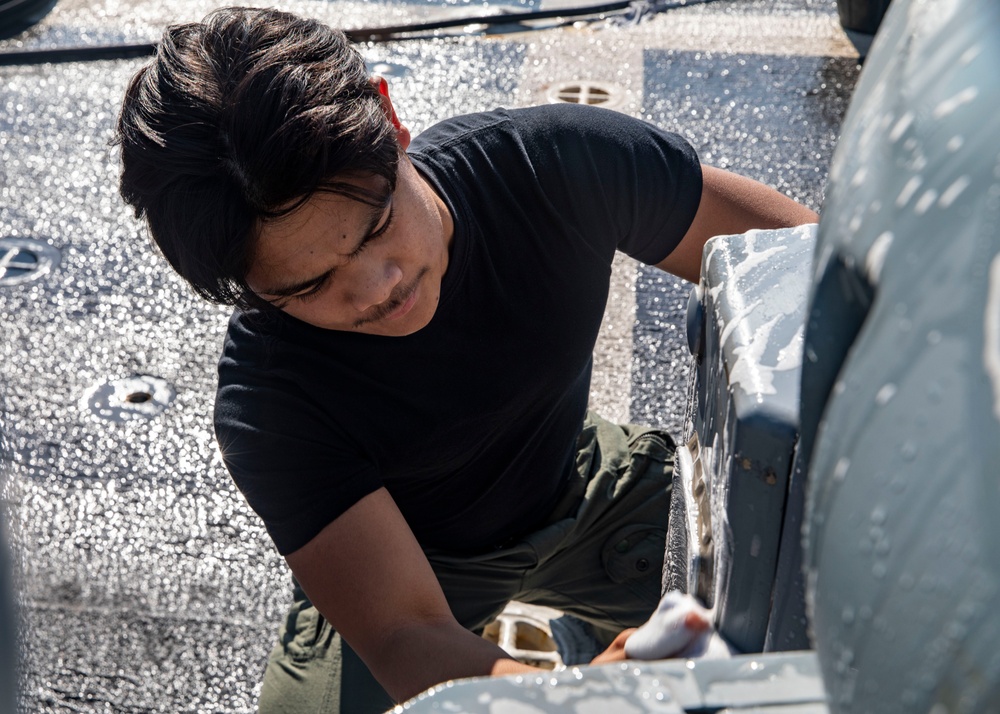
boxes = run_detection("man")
[115,7,818,712]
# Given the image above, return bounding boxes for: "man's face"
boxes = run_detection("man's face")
[246,157,454,336]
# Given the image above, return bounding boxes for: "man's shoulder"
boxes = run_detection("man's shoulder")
[409,104,640,153]
[408,108,512,152]
[217,307,325,384]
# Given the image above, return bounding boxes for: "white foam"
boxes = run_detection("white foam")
[775,323,804,372]
[718,297,763,347]
[733,231,788,282]
[729,315,782,396]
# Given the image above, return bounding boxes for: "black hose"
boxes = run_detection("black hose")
[0,42,154,64]
[349,0,634,39]
[0,0,636,66]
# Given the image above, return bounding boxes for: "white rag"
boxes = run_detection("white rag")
[624,591,735,660]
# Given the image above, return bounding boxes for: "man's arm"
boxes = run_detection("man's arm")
[284,488,537,704]
[656,165,819,282]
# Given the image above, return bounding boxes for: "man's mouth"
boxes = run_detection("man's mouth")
[354,268,428,328]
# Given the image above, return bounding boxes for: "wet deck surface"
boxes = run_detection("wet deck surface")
[0,1,859,710]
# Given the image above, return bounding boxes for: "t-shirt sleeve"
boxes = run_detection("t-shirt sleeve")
[514,104,703,265]
[214,336,382,555]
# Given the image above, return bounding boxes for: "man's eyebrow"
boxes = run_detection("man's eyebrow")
[258,195,391,299]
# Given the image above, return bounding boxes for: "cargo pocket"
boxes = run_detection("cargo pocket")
[602,524,668,609]
[282,600,332,662]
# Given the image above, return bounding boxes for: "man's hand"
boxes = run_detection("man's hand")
[589,628,637,665]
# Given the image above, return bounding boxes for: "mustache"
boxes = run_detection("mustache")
[353,267,428,328]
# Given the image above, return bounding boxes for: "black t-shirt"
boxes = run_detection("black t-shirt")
[215,104,701,556]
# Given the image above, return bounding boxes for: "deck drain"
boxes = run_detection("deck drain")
[546,80,626,109]
[0,237,60,287]
[81,375,175,422]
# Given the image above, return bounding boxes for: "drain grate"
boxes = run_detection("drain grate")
[546,80,626,109]
[0,237,60,287]
[81,375,175,422]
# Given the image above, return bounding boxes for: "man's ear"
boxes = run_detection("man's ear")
[373,76,411,150]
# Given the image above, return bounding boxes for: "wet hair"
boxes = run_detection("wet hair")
[113,6,400,310]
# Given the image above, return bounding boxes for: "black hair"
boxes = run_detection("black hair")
[113,6,400,310]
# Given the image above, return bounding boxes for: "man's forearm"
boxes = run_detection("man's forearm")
[369,618,539,703]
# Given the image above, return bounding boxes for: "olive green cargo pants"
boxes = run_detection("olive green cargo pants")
[258,412,674,713]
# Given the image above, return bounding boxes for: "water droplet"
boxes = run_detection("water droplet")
[939,175,971,208]
[873,562,887,578]
[870,505,887,525]
[842,606,855,624]
[933,86,979,119]
[915,189,939,215]
[897,175,923,206]
[875,383,897,405]
[889,111,914,142]
[900,441,918,461]
[833,457,850,481]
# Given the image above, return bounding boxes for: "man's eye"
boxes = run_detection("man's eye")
[295,277,329,302]
[348,204,394,260]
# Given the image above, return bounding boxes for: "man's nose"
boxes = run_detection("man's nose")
[348,260,403,313]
